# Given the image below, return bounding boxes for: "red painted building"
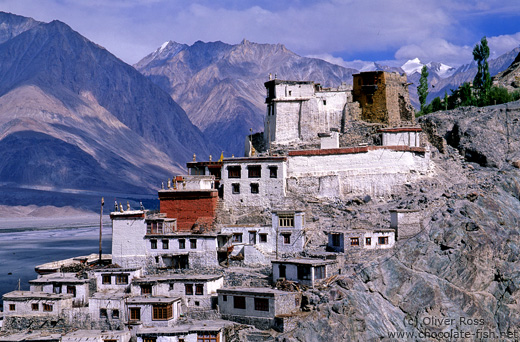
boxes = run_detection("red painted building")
[158,175,218,231]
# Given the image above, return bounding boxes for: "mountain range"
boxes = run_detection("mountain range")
[0,12,212,210]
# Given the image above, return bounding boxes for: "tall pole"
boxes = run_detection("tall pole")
[99,197,104,265]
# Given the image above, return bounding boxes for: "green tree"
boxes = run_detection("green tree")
[431,97,442,112]
[443,90,448,110]
[459,82,476,106]
[473,37,492,104]
[418,65,429,112]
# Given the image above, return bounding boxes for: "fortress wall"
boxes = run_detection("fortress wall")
[286,149,431,198]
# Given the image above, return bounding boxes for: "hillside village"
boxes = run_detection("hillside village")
[0,70,438,341]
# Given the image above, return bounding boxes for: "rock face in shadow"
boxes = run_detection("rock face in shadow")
[0,13,214,203]
[275,103,520,341]
[135,40,358,156]
[419,101,520,168]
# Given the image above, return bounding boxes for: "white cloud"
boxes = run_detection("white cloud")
[487,33,520,59]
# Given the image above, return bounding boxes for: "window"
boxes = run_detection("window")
[143,338,156,342]
[269,166,278,178]
[232,233,243,243]
[195,284,204,295]
[315,265,326,280]
[169,283,175,291]
[279,265,286,278]
[151,239,157,249]
[185,284,194,295]
[190,239,197,249]
[141,284,152,295]
[179,239,186,249]
[43,304,53,312]
[282,233,291,244]
[100,308,108,318]
[223,295,227,302]
[116,274,128,285]
[153,304,173,320]
[31,303,39,311]
[195,301,200,306]
[248,165,261,178]
[53,285,61,294]
[129,307,140,321]
[259,233,267,243]
[228,166,241,178]
[350,238,359,246]
[162,239,169,249]
[288,90,292,96]
[9,304,15,311]
[67,285,76,296]
[279,214,294,227]
[102,274,111,284]
[147,221,163,234]
[331,234,342,247]
[250,183,259,194]
[297,265,311,280]
[232,183,240,194]
[112,309,120,319]
[378,236,389,245]
[233,296,246,309]
[197,333,218,342]
[323,99,327,105]
[366,237,372,246]
[254,298,269,312]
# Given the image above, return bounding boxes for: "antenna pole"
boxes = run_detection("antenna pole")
[99,197,104,265]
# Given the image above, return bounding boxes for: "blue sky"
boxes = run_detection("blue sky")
[1,0,520,68]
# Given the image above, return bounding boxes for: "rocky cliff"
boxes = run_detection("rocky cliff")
[273,102,520,341]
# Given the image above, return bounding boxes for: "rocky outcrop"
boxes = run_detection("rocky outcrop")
[273,103,520,341]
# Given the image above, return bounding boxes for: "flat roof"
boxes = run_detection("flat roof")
[62,330,131,339]
[378,127,422,133]
[91,291,130,300]
[144,233,218,238]
[288,145,426,157]
[271,258,336,266]
[216,287,292,296]
[326,229,395,233]
[126,296,181,305]
[133,274,223,283]
[137,320,232,336]
[0,331,62,342]
[93,266,141,273]
[28,273,89,284]
[35,254,112,273]
[3,291,74,301]
[222,156,287,163]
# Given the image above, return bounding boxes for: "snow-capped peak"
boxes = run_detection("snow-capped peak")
[401,58,424,75]
[159,41,170,53]
[401,58,455,78]
[427,61,456,78]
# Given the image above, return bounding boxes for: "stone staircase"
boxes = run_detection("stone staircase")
[244,331,275,342]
